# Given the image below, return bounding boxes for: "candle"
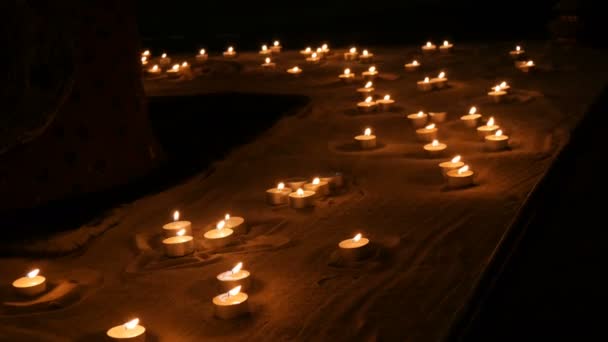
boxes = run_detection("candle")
[416,123,438,142]
[261,57,276,69]
[303,177,330,196]
[422,41,437,53]
[285,177,308,191]
[271,40,282,53]
[204,220,235,248]
[439,40,453,53]
[461,106,482,128]
[509,45,525,58]
[362,66,378,79]
[404,60,420,72]
[488,85,507,103]
[306,52,321,64]
[107,318,146,341]
[266,182,292,205]
[224,213,246,235]
[446,165,475,188]
[359,49,374,63]
[223,46,237,58]
[499,81,510,92]
[300,46,313,56]
[213,285,249,319]
[423,139,447,157]
[196,48,208,62]
[180,61,190,72]
[166,63,180,77]
[321,43,331,55]
[344,47,358,61]
[142,50,150,58]
[287,66,302,76]
[439,155,464,177]
[485,129,510,151]
[417,77,433,91]
[217,262,251,292]
[159,53,171,66]
[354,128,377,149]
[12,269,46,297]
[288,188,315,209]
[319,172,344,191]
[162,229,194,257]
[259,44,271,56]
[147,64,161,75]
[356,81,375,99]
[140,56,148,66]
[429,111,447,123]
[338,233,371,261]
[357,96,377,113]
[430,71,448,89]
[407,111,429,128]
[339,68,356,82]
[477,117,499,139]
[516,60,535,73]
[162,211,192,238]
[376,95,395,111]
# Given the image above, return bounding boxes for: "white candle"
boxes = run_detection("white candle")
[461,106,482,128]
[416,123,438,142]
[223,46,237,58]
[140,56,148,66]
[271,40,282,53]
[359,49,374,63]
[429,111,447,123]
[287,66,302,76]
[223,213,246,235]
[306,52,321,64]
[344,47,358,61]
[439,40,453,52]
[446,165,475,188]
[417,77,433,91]
[485,129,510,151]
[509,45,525,58]
[357,96,377,113]
[12,269,46,297]
[430,71,448,89]
[213,285,249,319]
[422,41,437,53]
[516,60,535,73]
[404,60,420,72]
[499,81,510,92]
[166,63,180,77]
[339,68,356,82]
[162,229,194,257]
[338,233,371,261]
[261,57,276,69]
[423,139,447,157]
[321,43,331,55]
[217,262,251,292]
[196,48,208,62]
[259,44,271,55]
[376,94,395,111]
[107,318,146,341]
[147,64,161,75]
[488,85,507,103]
[407,111,429,128]
[477,117,499,139]
[354,128,377,149]
[142,50,150,58]
[159,53,171,66]
[266,182,292,205]
[362,66,378,79]
[203,220,234,248]
[288,188,315,209]
[303,177,330,196]
[439,155,465,177]
[300,46,313,56]
[162,211,192,238]
[357,81,375,98]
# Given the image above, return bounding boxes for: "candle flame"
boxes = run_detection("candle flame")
[424,77,430,83]
[199,48,206,55]
[443,40,449,46]
[124,319,139,330]
[172,64,179,71]
[458,165,469,174]
[177,229,186,237]
[412,60,419,65]
[365,97,373,103]
[274,40,280,46]
[438,71,445,78]
[353,233,362,242]
[296,188,304,196]
[469,106,477,115]
[262,45,267,51]
[142,50,150,56]
[432,139,439,146]
[322,44,328,50]
[305,47,311,52]
[312,52,317,58]
[344,68,351,75]
[417,111,424,117]
[181,62,188,67]
[217,220,226,230]
[495,129,503,137]
[364,128,372,136]
[494,85,501,92]
[526,60,534,66]
[316,47,322,53]
[152,65,158,71]
[426,42,432,47]
[500,81,507,88]
[350,47,356,53]
[225,213,230,221]
[363,49,369,56]
[141,56,147,63]
[384,95,390,101]
[312,177,320,185]
[487,117,495,126]
[162,53,167,58]
[228,46,234,52]
[27,269,40,278]
[365,81,372,88]
[173,211,180,221]
[451,155,461,163]
[277,182,285,190]
[265,57,271,64]
[425,123,436,129]
[369,66,376,73]
[228,285,241,296]
[292,66,300,72]
[231,262,243,274]
[516,45,521,51]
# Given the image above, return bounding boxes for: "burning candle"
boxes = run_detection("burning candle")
[166,63,180,77]
[217,262,251,292]
[142,50,150,58]
[261,57,276,69]
[303,177,330,197]
[430,71,448,89]
[422,41,437,53]
[499,81,510,92]
[140,56,148,66]
[404,60,421,72]
[12,269,46,297]
[180,61,190,72]
[213,285,249,319]
[356,81,375,99]
[306,52,321,64]
[162,229,194,257]
[359,49,374,63]
[285,177,308,191]
[357,96,377,113]
[423,139,447,157]
[300,46,313,56]
[338,233,371,261]
[461,106,482,128]
[417,77,433,91]
[439,40,453,53]
[516,60,535,73]
[488,85,507,103]
[416,123,438,142]
[509,45,525,58]
[266,182,292,205]
[376,94,395,111]
[259,44,271,56]
[429,111,447,123]
[407,111,429,128]
[223,213,246,235]
[446,165,475,188]
[339,68,356,82]
[477,117,500,139]
[287,66,302,76]
[203,220,235,248]
[159,53,171,66]
[288,188,315,209]
[362,66,378,79]
[196,48,208,62]
[439,155,465,177]
[271,40,282,53]
[147,64,161,75]
[485,129,510,151]
[354,128,377,149]
[223,46,237,58]
[344,47,358,61]
[321,43,331,55]
[107,318,146,341]
[162,211,192,238]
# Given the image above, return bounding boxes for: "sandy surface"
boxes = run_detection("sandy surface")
[1,42,606,341]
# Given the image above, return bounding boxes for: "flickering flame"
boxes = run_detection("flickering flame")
[305,47,311,52]
[225,213,230,221]
[438,71,445,78]
[181,62,188,67]
[27,269,39,278]
[322,44,328,50]
[296,188,304,196]
[162,53,167,58]
[350,47,356,53]
[177,229,186,237]
[458,165,469,174]
[469,106,477,115]
[353,233,362,242]
[228,285,241,296]
[344,68,351,75]
[316,47,322,53]
[495,129,503,137]
[216,220,226,230]
[312,177,320,185]
[231,262,243,274]
[431,139,439,146]
[274,40,280,46]
[516,46,521,51]
[363,50,369,56]
[424,77,430,83]
[173,211,180,221]
[365,81,372,88]
[526,60,534,66]
[365,97,373,103]
[364,128,372,136]
[412,60,419,65]
[262,45,268,51]
[500,81,508,88]
[487,117,495,126]
[124,319,139,330]
[291,66,300,72]
[451,155,461,163]
[425,123,436,129]
[228,46,234,53]
[265,57,271,64]
[369,66,376,73]
[383,95,390,101]
[141,56,147,63]
[172,64,179,71]
[443,40,449,46]
[417,111,424,117]
[426,42,432,47]
[142,50,150,56]
[277,182,285,190]
[312,52,318,58]
[494,85,501,92]
[151,65,158,71]
[199,49,206,55]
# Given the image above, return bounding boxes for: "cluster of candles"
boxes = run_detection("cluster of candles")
[422,40,453,53]
[266,174,343,209]
[488,81,510,102]
[509,45,535,72]
[417,71,448,91]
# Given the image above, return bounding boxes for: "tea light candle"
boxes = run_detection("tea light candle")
[180,61,190,73]
[321,43,331,55]
[509,45,525,58]
[357,81,375,98]
[404,60,420,72]
[303,177,330,196]
[477,117,499,139]
[196,48,208,62]
[517,60,535,73]
[461,106,482,128]
[259,44,271,56]
[357,96,377,113]
[159,53,171,66]
[287,66,302,76]
[141,56,148,66]
[223,46,237,58]
[407,111,429,128]
[429,111,447,123]
[344,47,358,61]
[359,49,374,63]
[439,155,464,177]
[217,262,251,292]
[362,66,378,79]
[266,182,292,205]
[163,211,192,238]
[485,129,510,151]
[12,269,46,297]
[354,128,377,149]
[306,52,321,64]
[488,85,507,103]
[300,47,313,56]
[261,57,276,69]
[338,233,371,261]
[166,64,180,77]
[320,172,344,191]
[288,188,315,209]
[417,77,433,91]
[430,71,448,89]
[271,40,282,53]
[416,123,438,142]
[499,81,510,92]
[147,64,161,75]
[339,68,356,82]
[439,40,453,53]
[224,213,246,234]
[447,165,475,188]
[376,95,395,111]
[422,41,437,53]
[107,318,146,341]
[203,220,234,248]
[213,286,249,319]
[162,229,194,257]
[424,139,447,157]
[142,50,151,58]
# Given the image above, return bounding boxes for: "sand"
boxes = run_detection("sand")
[0,42,607,341]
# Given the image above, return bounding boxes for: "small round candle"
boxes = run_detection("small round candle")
[163,211,192,238]
[439,155,465,177]
[439,40,453,53]
[224,213,246,235]
[477,117,500,139]
[180,61,190,74]
[142,50,150,58]
[416,123,438,142]
[107,318,146,341]
[213,285,249,319]
[162,229,194,257]
[446,165,475,188]
[147,64,161,75]
[287,66,302,76]
[407,111,429,128]
[12,269,46,297]
[223,46,237,58]
[357,96,377,113]
[159,53,171,66]
[430,71,448,89]
[271,40,282,53]
[259,44,271,56]
[344,47,358,61]
[517,60,535,73]
[362,66,378,79]
[359,49,374,63]
[204,220,235,248]
[306,52,321,64]
[338,233,371,261]
[499,81,511,92]
[461,106,482,128]
[485,129,510,151]
[300,47,313,56]
[509,45,525,58]
[339,68,355,82]
[417,77,433,92]
[357,81,375,99]
[354,128,377,149]
[288,188,315,209]
[321,43,331,55]
[404,60,420,72]
[376,95,394,111]
[196,48,208,62]
[266,182,292,205]
[423,139,447,157]
[429,111,447,123]
[488,85,507,103]
[166,64,180,77]
[303,177,330,196]
[261,57,276,69]
[422,41,437,53]
[141,56,148,66]
[217,262,251,292]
